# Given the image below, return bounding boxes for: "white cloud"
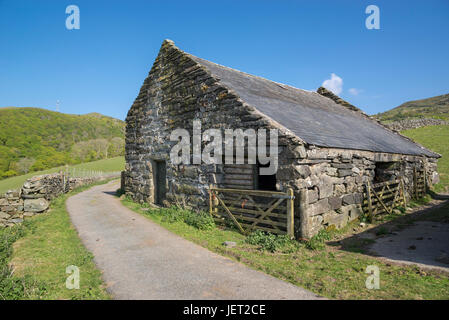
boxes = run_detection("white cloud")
[348,88,362,96]
[322,73,343,95]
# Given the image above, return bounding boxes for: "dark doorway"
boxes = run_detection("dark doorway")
[255,162,277,191]
[154,160,166,205]
[374,161,398,183]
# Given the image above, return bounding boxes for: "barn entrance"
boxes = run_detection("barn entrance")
[255,162,277,191]
[154,160,166,205]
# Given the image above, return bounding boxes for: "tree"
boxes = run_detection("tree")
[108,137,125,157]
[16,158,36,174]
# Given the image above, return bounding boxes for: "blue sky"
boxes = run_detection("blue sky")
[0,0,448,120]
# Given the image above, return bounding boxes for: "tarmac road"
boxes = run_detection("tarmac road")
[66,180,321,300]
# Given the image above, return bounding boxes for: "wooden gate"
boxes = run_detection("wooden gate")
[364,179,406,219]
[413,167,427,199]
[209,186,295,237]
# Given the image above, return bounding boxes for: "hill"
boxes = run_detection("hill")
[401,125,449,193]
[0,107,125,179]
[374,93,449,122]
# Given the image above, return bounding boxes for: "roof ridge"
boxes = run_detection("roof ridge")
[184,54,316,95]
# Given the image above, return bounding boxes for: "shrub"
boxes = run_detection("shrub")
[160,206,186,224]
[246,230,298,253]
[156,206,215,230]
[304,229,332,251]
[183,211,215,230]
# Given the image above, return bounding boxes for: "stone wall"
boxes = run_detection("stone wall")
[0,173,117,227]
[124,40,440,239]
[383,119,448,131]
[287,146,439,238]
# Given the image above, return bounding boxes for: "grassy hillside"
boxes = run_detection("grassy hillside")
[0,156,124,194]
[375,93,449,122]
[0,107,125,179]
[401,125,449,193]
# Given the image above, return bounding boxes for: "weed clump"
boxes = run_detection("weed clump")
[246,230,298,253]
[141,205,216,231]
[304,229,332,250]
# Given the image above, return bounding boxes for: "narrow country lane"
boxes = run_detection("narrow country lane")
[66,180,321,300]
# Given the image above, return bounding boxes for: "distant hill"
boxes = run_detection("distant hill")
[0,107,125,179]
[374,93,449,122]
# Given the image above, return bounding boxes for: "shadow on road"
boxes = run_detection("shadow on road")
[328,196,449,272]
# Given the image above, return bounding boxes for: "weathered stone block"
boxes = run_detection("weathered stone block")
[334,184,346,196]
[0,212,10,219]
[338,169,353,177]
[294,165,311,178]
[317,175,333,199]
[323,211,347,228]
[24,198,49,213]
[309,198,330,216]
[307,189,318,204]
[293,145,307,158]
[183,166,198,178]
[328,196,342,210]
[352,167,361,174]
[339,204,363,221]
[342,193,363,205]
[307,149,328,160]
[326,167,338,177]
[332,163,352,169]
[310,163,327,176]
[173,183,200,195]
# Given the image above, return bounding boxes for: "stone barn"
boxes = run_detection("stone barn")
[123,40,440,238]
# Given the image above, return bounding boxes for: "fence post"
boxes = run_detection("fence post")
[413,167,418,199]
[298,189,310,240]
[423,165,427,194]
[401,179,407,208]
[286,188,295,239]
[209,184,213,217]
[366,183,373,220]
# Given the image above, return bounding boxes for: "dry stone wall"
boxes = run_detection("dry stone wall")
[0,173,117,227]
[284,146,439,237]
[383,119,448,131]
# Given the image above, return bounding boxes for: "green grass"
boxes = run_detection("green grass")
[121,198,449,300]
[3,180,115,300]
[0,156,124,194]
[401,125,449,192]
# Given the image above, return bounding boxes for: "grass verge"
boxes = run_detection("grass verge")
[121,197,449,300]
[2,180,115,300]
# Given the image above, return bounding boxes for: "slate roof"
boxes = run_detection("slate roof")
[187,54,438,158]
